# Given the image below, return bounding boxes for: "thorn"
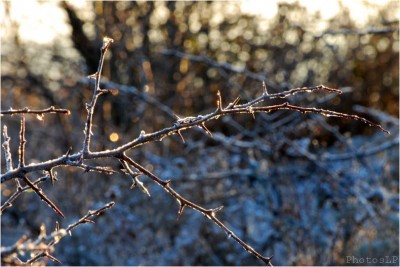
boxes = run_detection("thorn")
[130,175,151,197]
[45,252,63,265]
[36,113,44,122]
[105,202,115,209]
[225,96,241,109]
[211,206,224,213]
[65,147,72,157]
[200,122,212,136]
[83,219,95,224]
[163,179,171,187]
[87,72,98,79]
[177,130,185,143]
[217,90,223,111]
[177,204,186,220]
[265,255,274,265]
[232,96,241,107]
[263,81,269,96]
[49,169,57,186]
[130,183,135,190]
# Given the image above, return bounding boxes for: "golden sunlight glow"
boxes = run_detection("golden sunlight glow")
[109,132,119,143]
[241,0,396,26]
[1,0,396,44]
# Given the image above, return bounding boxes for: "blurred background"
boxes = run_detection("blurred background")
[1,0,399,265]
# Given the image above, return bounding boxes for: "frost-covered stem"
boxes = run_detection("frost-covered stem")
[1,176,50,214]
[0,106,70,116]
[121,154,273,266]
[2,126,13,171]
[18,114,26,168]
[82,37,113,155]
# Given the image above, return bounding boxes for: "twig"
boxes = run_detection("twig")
[18,114,26,168]
[1,175,50,214]
[79,78,177,119]
[65,202,115,233]
[1,202,115,265]
[2,125,13,171]
[0,106,71,116]
[81,37,114,155]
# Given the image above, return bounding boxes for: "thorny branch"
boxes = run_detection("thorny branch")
[120,154,273,265]
[81,37,114,155]
[0,202,115,265]
[1,37,390,265]
[1,175,50,214]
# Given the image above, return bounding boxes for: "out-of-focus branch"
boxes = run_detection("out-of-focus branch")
[79,78,177,119]
[316,26,399,37]
[162,49,278,90]
[0,202,115,265]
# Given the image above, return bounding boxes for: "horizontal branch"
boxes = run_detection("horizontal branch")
[316,26,399,37]
[1,202,115,265]
[0,106,70,116]
[1,86,389,183]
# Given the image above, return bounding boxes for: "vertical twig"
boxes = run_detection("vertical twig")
[82,37,114,155]
[2,125,13,171]
[18,114,26,168]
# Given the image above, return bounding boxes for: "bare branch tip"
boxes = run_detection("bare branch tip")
[217,90,223,111]
[262,81,269,95]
